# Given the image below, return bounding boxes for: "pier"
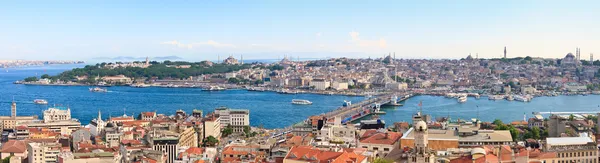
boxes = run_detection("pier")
[322,93,413,124]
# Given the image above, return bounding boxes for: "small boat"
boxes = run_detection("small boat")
[506,95,514,101]
[203,86,226,91]
[131,83,150,88]
[343,100,352,107]
[514,95,531,102]
[89,87,108,92]
[292,99,312,105]
[33,99,48,105]
[458,96,467,103]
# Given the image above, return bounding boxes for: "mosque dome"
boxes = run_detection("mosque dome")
[415,120,427,131]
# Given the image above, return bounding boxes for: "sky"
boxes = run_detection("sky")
[0,1,599,61]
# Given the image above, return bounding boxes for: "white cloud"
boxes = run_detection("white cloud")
[316,32,322,37]
[161,40,235,49]
[348,31,387,48]
[198,40,236,48]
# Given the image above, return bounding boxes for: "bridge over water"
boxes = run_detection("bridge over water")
[322,92,413,124]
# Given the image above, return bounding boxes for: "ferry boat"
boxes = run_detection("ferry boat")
[33,99,48,105]
[131,83,150,88]
[291,99,312,105]
[514,95,531,102]
[488,95,504,100]
[203,86,226,91]
[89,87,108,92]
[458,96,467,103]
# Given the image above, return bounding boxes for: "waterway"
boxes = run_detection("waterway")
[0,64,365,129]
[1,64,599,129]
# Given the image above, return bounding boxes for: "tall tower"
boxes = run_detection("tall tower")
[98,110,102,121]
[11,100,16,118]
[576,48,580,61]
[145,56,150,66]
[504,46,507,58]
[591,53,594,63]
[409,112,434,163]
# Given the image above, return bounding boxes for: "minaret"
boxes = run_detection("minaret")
[11,98,16,118]
[98,110,102,121]
[591,53,594,63]
[145,56,149,66]
[504,46,507,58]
[241,55,244,64]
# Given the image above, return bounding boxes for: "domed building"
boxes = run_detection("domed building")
[408,112,436,163]
[561,52,578,67]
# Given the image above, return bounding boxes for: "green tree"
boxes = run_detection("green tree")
[524,56,532,61]
[493,119,504,126]
[243,126,251,137]
[228,77,241,84]
[222,125,233,137]
[85,76,97,84]
[203,136,219,147]
[508,126,519,141]
[24,76,38,82]
[569,114,575,121]
[2,156,11,163]
[40,74,50,79]
[531,127,541,140]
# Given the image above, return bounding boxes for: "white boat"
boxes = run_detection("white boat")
[458,96,467,103]
[514,95,531,102]
[203,86,226,91]
[132,83,150,88]
[488,95,504,100]
[292,99,313,105]
[343,100,352,107]
[89,87,108,92]
[506,95,514,101]
[33,99,48,105]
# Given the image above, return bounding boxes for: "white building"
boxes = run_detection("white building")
[331,81,349,90]
[385,82,408,90]
[214,107,250,133]
[87,110,106,136]
[545,137,598,162]
[317,117,357,148]
[43,107,71,123]
[28,142,61,163]
[225,72,237,79]
[203,115,221,139]
[310,79,330,90]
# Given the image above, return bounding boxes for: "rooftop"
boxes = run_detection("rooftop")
[546,137,593,146]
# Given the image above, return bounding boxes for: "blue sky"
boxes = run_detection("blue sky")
[1,1,598,61]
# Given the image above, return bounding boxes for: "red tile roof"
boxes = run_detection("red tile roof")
[284,146,366,163]
[359,130,402,145]
[0,140,28,153]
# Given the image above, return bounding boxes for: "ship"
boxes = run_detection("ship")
[343,100,352,107]
[33,99,48,105]
[131,83,150,88]
[89,87,108,92]
[488,95,504,100]
[291,99,312,105]
[203,86,226,91]
[458,96,467,103]
[514,95,531,102]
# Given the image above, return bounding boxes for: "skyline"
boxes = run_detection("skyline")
[1,1,599,61]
